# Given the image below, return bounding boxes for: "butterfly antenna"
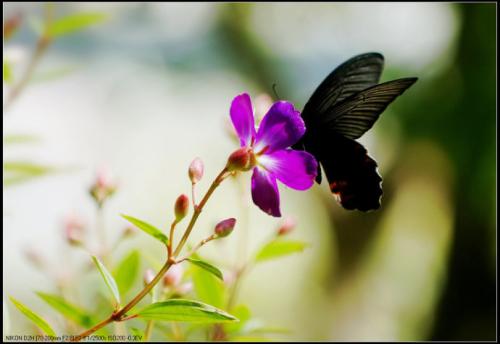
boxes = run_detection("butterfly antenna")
[272,83,280,99]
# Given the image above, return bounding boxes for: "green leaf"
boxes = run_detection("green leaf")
[186,258,223,281]
[92,256,121,308]
[36,292,92,327]
[3,59,13,84]
[191,262,225,308]
[3,161,54,186]
[135,299,238,323]
[47,12,107,37]
[121,214,168,245]
[113,250,140,296]
[9,296,56,337]
[3,134,40,145]
[255,239,308,262]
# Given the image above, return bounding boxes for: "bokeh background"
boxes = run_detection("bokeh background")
[3,2,496,341]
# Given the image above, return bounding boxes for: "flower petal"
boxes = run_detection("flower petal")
[259,149,318,190]
[254,101,305,153]
[230,93,256,147]
[251,167,281,217]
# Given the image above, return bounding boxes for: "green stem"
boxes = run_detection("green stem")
[144,320,154,341]
[73,167,229,342]
[173,168,228,257]
[4,5,53,111]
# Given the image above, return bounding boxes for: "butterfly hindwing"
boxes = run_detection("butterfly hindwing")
[315,133,382,211]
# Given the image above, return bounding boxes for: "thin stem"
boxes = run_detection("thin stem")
[96,205,110,266]
[173,168,228,257]
[179,234,217,261]
[144,320,154,341]
[4,5,54,111]
[72,259,172,342]
[226,263,251,311]
[71,317,114,342]
[191,183,197,209]
[167,220,178,258]
[73,166,230,342]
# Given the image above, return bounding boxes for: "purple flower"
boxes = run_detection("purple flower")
[229,93,318,217]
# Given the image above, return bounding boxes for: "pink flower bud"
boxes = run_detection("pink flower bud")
[89,167,117,207]
[174,194,189,221]
[188,157,204,184]
[143,268,156,286]
[277,217,296,236]
[63,213,85,246]
[214,218,236,238]
[163,264,184,287]
[226,147,255,172]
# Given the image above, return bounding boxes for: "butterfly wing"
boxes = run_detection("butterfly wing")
[301,52,385,122]
[298,53,417,211]
[314,132,383,211]
[295,52,385,183]
[324,78,418,139]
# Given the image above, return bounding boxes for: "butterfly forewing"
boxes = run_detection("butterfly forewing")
[301,52,384,122]
[326,77,418,140]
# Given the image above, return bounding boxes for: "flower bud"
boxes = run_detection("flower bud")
[214,218,236,238]
[226,147,255,172]
[174,194,189,222]
[163,264,183,287]
[277,217,296,236]
[89,168,117,208]
[188,157,204,184]
[143,269,155,286]
[63,213,85,246]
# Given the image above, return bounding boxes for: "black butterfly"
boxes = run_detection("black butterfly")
[293,52,417,211]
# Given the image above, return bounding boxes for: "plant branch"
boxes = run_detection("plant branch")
[72,166,230,341]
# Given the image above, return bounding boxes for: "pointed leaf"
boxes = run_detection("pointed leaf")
[9,296,56,337]
[92,256,121,308]
[113,250,141,296]
[135,299,238,323]
[3,161,54,186]
[47,12,107,37]
[3,134,40,145]
[36,292,92,327]
[186,258,223,281]
[255,240,308,262]
[121,214,168,245]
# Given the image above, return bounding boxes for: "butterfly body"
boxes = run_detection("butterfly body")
[295,53,417,211]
